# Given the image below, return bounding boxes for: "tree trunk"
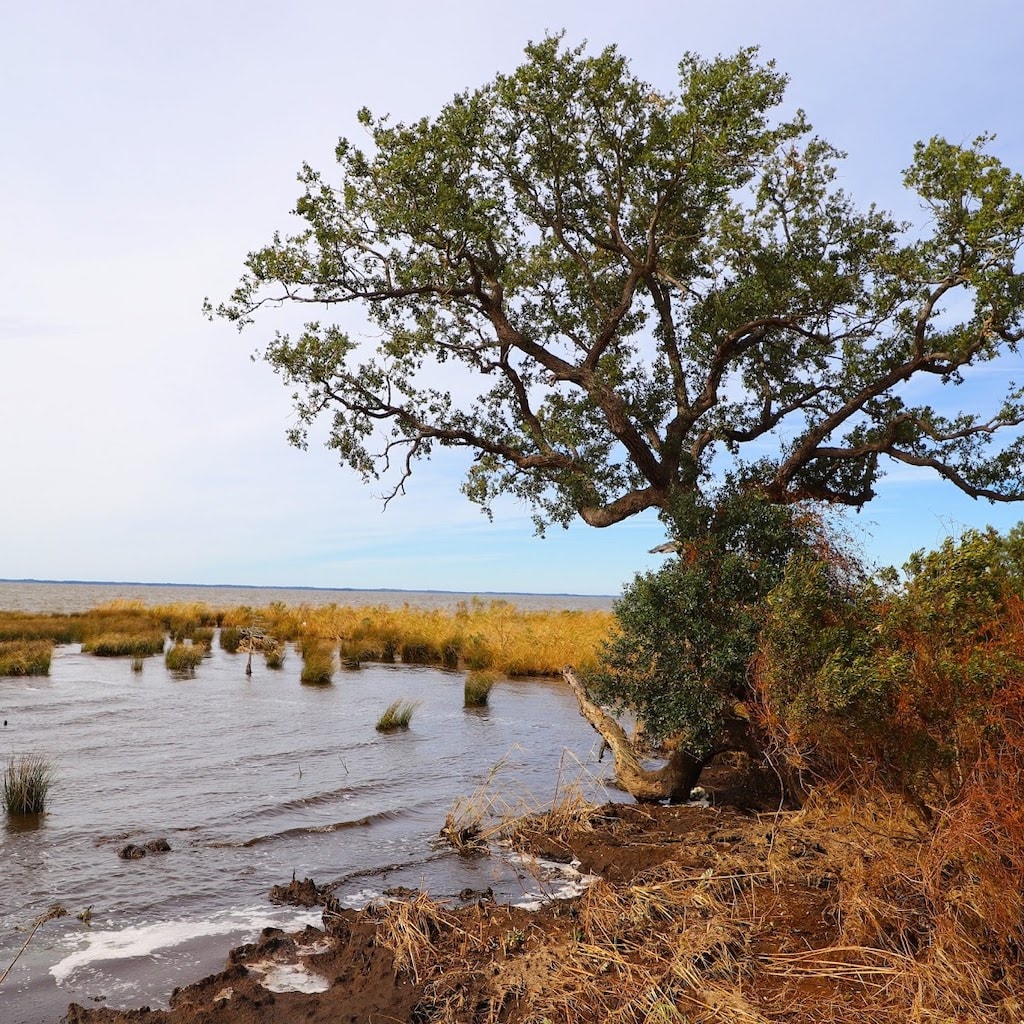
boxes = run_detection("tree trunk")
[563,667,704,804]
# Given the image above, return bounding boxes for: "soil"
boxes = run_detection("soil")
[58,759,861,1024]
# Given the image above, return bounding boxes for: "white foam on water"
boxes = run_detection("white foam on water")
[49,906,322,987]
[508,854,599,910]
[246,959,330,994]
[335,887,384,908]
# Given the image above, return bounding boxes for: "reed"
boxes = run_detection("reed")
[300,641,335,685]
[376,699,419,732]
[0,640,53,676]
[6,598,613,675]
[263,642,285,669]
[83,631,167,657]
[190,626,215,650]
[219,626,242,653]
[291,600,612,675]
[83,631,166,657]
[0,612,81,644]
[164,642,204,675]
[3,755,54,815]
[464,668,500,707]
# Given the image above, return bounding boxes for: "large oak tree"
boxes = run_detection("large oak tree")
[212,36,1024,799]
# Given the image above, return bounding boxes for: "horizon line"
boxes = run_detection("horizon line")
[0,578,618,599]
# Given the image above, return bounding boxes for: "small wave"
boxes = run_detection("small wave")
[212,808,408,849]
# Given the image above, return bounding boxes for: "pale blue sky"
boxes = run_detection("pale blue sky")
[2,1,1023,595]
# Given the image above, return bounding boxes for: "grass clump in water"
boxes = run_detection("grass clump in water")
[83,632,166,657]
[300,640,334,685]
[264,642,285,669]
[219,626,242,653]
[4,755,54,815]
[464,668,499,707]
[165,642,204,675]
[0,640,53,676]
[376,699,419,732]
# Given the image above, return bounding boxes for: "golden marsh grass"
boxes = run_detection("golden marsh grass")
[0,599,611,675]
[0,639,54,676]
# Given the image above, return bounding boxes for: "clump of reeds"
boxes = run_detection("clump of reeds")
[4,755,54,815]
[0,611,81,644]
[263,642,285,669]
[464,668,499,707]
[338,639,363,669]
[83,632,166,657]
[130,654,145,673]
[165,642,204,675]
[0,640,53,676]
[259,599,611,675]
[219,626,241,653]
[376,699,419,732]
[190,626,214,650]
[400,640,440,664]
[299,640,334,685]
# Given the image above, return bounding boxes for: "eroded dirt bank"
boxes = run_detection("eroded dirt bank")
[62,760,1013,1024]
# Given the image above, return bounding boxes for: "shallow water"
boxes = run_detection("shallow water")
[0,636,613,1023]
[0,579,616,615]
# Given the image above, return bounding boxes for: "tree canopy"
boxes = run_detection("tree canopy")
[212,35,1024,532]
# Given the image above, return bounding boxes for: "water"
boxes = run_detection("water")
[0,585,616,1024]
[0,580,616,615]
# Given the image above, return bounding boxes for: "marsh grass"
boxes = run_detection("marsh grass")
[0,640,53,676]
[0,612,80,644]
[264,600,611,675]
[219,626,242,653]
[376,699,419,732]
[300,641,334,685]
[3,755,54,815]
[464,668,500,707]
[263,642,285,669]
[164,642,204,675]
[190,626,215,650]
[83,632,166,657]
[8,599,611,675]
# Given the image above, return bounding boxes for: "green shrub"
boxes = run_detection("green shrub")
[464,669,499,707]
[0,640,53,676]
[755,527,1024,807]
[376,699,419,732]
[4,755,53,814]
[165,642,204,675]
[591,489,809,755]
[83,632,166,657]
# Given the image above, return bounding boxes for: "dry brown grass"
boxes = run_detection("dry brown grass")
[389,773,1024,1023]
